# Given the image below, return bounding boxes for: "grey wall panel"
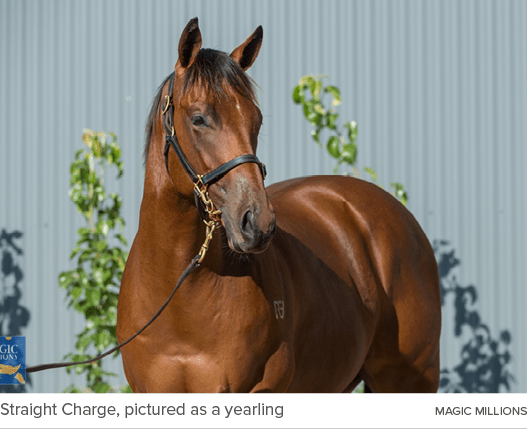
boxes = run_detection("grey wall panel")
[1,0,526,392]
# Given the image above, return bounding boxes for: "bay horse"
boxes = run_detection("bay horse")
[116,17,441,393]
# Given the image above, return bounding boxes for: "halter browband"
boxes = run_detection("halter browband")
[162,73,267,220]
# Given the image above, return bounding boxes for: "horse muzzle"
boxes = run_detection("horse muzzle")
[226,204,276,254]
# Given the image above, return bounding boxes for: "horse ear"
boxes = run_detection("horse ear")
[176,17,202,70]
[230,26,263,71]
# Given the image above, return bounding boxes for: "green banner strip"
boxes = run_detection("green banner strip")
[0,394,527,429]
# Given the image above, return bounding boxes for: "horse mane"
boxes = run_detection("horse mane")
[143,48,258,165]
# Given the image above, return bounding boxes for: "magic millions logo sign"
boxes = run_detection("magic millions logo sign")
[0,336,25,384]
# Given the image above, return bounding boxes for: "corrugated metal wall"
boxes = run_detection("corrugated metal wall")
[1,0,526,392]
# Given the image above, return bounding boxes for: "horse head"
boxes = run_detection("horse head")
[165,18,276,255]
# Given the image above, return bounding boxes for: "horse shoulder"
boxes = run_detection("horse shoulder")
[266,174,439,310]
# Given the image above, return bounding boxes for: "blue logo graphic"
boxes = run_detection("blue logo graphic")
[0,336,26,384]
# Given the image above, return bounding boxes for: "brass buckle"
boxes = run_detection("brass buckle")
[162,94,171,115]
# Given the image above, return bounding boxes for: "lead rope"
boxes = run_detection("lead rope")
[26,254,202,374]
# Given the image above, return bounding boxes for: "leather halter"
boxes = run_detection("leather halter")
[162,73,267,220]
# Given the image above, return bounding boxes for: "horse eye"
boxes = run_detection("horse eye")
[191,115,205,126]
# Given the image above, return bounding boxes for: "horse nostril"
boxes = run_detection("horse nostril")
[241,209,255,238]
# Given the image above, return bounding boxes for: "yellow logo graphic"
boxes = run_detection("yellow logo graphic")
[0,364,25,383]
[0,336,26,385]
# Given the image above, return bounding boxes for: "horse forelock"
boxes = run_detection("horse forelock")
[180,49,257,103]
[143,48,257,166]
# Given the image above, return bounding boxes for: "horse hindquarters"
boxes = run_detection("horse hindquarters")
[360,251,441,393]
[359,209,441,393]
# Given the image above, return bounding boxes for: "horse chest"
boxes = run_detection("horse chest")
[122,277,287,392]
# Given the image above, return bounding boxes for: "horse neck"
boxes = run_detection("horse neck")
[137,134,218,276]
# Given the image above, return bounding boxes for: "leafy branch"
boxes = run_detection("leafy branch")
[293,75,408,205]
[58,130,129,393]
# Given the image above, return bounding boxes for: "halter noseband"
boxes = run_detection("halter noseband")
[162,73,267,223]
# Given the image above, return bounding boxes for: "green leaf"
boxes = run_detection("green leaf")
[292,85,305,104]
[307,112,322,126]
[313,102,326,115]
[93,268,104,285]
[73,300,88,313]
[311,79,322,99]
[302,102,312,120]
[105,306,118,326]
[121,385,134,393]
[76,333,93,352]
[311,129,321,146]
[93,381,112,393]
[391,182,408,206]
[92,140,103,158]
[92,240,107,252]
[58,272,73,289]
[345,120,358,143]
[78,249,93,264]
[302,101,322,125]
[69,246,81,260]
[94,185,105,203]
[326,136,341,158]
[325,86,341,106]
[103,268,113,284]
[86,288,101,307]
[299,75,316,89]
[70,285,83,300]
[63,384,82,393]
[115,254,127,271]
[78,227,90,237]
[87,173,97,187]
[69,183,83,204]
[114,233,128,246]
[111,142,121,160]
[98,220,110,236]
[96,250,111,267]
[95,331,111,351]
[326,113,339,130]
[340,142,357,166]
